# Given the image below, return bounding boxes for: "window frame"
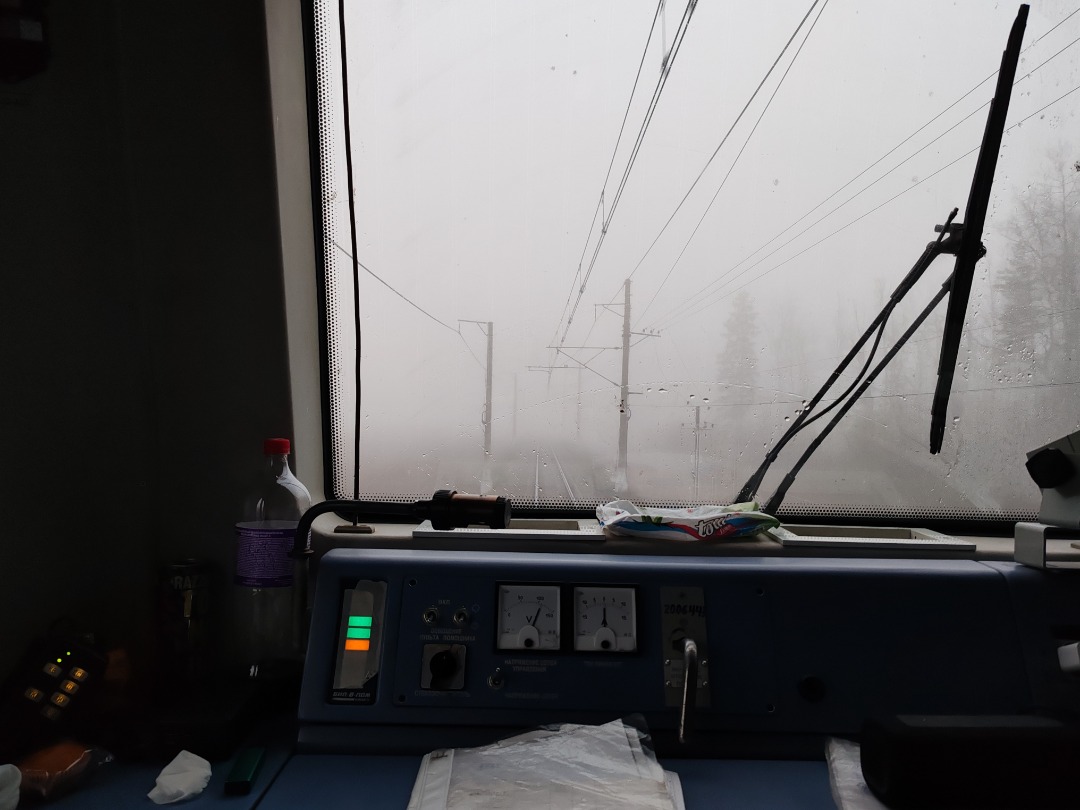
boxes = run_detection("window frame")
[298,0,1058,536]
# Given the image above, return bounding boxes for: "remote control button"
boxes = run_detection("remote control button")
[69,667,88,682]
[24,687,44,702]
[50,692,71,707]
[61,680,79,694]
[41,706,62,721]
[43,663,62,677]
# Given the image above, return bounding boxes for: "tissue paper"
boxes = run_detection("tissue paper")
[148,750,211,804]
[0,764,20,810]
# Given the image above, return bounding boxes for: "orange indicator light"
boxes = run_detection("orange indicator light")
[344,639,370,652]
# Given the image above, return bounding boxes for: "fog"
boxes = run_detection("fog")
[316,0,1080,516]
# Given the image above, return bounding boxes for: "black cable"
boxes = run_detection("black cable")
[336,0,362,504]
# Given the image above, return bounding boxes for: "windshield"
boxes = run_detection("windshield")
[310,1,1080,521]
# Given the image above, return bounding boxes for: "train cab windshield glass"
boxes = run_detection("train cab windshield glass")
[308,1,1080,523]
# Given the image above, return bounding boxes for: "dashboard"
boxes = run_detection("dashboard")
[298,547,1080,759]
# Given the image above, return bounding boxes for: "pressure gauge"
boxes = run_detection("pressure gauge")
[496,584,561,650]
[574,586,637,652]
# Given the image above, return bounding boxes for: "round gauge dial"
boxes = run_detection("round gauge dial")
[496,584,561,650]
[574,586,637,652]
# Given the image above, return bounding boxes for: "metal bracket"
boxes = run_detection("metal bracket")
[1013,522,1080,570]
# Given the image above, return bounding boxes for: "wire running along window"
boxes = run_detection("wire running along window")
[311,0,1080,520]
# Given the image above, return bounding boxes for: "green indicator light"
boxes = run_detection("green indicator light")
[56,659,62,663]
[346,628,372,640]
[348,615,373,628]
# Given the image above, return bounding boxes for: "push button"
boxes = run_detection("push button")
[50,692,71,708]
[24,687,44,702]
[70,667,89,682]
[61,680,79,695]
[43,663,62,677]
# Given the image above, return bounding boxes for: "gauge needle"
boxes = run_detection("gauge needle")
[530,606,542,626]
[601,607,608,628]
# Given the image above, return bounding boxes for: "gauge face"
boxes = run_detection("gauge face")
[496,584,561,650]
[574,586,637,652]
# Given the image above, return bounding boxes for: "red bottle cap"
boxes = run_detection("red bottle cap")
[264,438,291,455]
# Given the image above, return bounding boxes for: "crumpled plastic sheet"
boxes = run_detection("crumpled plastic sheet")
[826,738,889,810]
[408,717,684,810]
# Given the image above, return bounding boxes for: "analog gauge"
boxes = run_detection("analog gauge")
[496,584,561,650]
[574,586,637,652]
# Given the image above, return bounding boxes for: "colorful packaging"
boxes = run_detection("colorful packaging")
[597,500,779,541]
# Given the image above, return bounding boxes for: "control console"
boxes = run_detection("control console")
[299,548,1034,755]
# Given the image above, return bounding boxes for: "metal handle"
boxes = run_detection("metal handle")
[679,637,698,745]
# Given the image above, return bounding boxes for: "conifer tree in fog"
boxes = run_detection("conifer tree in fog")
[994,149,1080,385]
[716,289,760,486]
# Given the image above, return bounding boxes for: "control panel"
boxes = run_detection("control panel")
[299,548,1042,755]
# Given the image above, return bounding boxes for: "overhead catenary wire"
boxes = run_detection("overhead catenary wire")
[645,36,1080,333]
[646,15,1080,329]
[333,241,484,372]
[548,0,666,351]
[613,0,824,303]
[635,0,830,326]
[553,0,699,348]
[334,241,458,333]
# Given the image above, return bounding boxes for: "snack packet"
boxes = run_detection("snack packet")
[597,500,779,541]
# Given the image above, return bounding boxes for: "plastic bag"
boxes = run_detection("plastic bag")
[597,499,779,541]
[825,738,889,810]
[408,717,683,810]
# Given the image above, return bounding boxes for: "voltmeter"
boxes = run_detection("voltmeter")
[496,584,560,650]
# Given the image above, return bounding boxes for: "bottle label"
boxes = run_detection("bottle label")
[235,522,296,587]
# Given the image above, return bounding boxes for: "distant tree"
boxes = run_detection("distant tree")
[716,288,760,404]
[994,150,1080,383]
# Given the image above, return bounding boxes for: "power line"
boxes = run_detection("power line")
[640,17,1080,331]
[334,241,458,333]
[636,0,830,326]
[647,46,1080,331]
[617,0,823,303]
[549,0,665,350]
[647,99,991,330]
[676,12,1080,315]
[554,0,699,347]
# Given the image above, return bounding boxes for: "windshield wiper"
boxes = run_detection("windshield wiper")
[738,4,1028,514]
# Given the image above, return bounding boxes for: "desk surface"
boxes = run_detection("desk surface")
[260,754,836,810]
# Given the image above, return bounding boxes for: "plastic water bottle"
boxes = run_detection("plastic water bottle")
[235,438,311,679]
